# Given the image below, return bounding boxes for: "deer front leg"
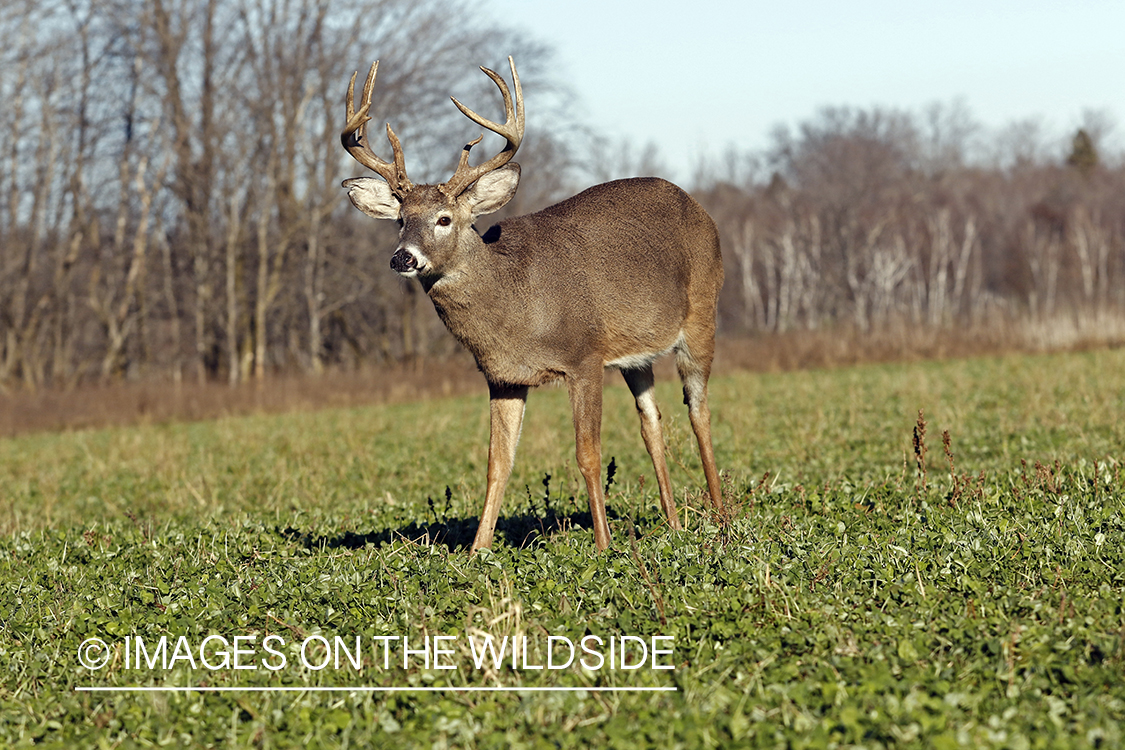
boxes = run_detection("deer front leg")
[567,370,612,551]
[471,382,528,552]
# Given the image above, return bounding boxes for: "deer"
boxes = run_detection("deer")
[340,57,724,552]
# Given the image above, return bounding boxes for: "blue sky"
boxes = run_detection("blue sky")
[488,0,1124,179]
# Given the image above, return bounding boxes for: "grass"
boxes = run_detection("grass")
[1,348,1124,747]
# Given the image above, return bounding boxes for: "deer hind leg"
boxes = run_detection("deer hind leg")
[472,382,529,552]
[621,365,680,530]
[676,330,725,511]
[566,369,612,551]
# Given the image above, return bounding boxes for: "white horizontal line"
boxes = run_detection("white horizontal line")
[76,686,676,693]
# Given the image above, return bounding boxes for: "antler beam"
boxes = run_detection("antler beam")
[341,61,414,198]
[439,57,524,198]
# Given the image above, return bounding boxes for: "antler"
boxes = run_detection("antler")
[341,61,414,198]
[439,56,524,198]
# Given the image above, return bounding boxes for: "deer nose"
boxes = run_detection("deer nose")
[390,247,417,273]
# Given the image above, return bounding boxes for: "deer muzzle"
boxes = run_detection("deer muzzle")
[390,246,420,275]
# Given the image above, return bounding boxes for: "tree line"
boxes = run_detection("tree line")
[0,0,574,388]
[1,0,1122,390]
[696,106,1124,339]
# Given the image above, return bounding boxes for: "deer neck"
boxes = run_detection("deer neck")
[421,225,531,377]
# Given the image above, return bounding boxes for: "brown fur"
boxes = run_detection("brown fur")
[342,59,724,552]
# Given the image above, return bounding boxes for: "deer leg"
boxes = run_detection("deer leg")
[471,382,529,552]
[567,370,612,550]
[621,365,680,530]
[677,345,724,511]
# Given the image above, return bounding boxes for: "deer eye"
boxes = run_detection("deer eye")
[437,216,452,227]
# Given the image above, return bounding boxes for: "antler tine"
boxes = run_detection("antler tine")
[342,63,381,168]
[440,56,524,197]
[341,60,414,198]
[454,134,485,175]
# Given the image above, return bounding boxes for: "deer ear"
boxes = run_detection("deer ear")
[343,177,401,220]
[464,164,520,217]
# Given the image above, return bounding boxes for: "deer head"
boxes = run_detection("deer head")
[340,58,524,282]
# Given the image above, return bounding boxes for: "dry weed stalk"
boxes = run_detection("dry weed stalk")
[913,409,928,496]
[942,429,961,507]
[462,577,525,685]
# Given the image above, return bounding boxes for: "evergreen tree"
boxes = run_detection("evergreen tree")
[1066,128,1098,175]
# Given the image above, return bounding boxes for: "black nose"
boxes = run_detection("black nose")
[390,248,417,273]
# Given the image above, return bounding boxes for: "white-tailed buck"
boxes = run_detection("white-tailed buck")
[341,57,724,552]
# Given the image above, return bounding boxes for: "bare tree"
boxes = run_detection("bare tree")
[0,0,599,389]
[698,101,1125,340]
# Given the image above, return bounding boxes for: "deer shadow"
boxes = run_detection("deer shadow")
[278,506,624,553]
[281,467,642,553]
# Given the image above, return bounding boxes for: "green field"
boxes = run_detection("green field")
[2,349,1124,748]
